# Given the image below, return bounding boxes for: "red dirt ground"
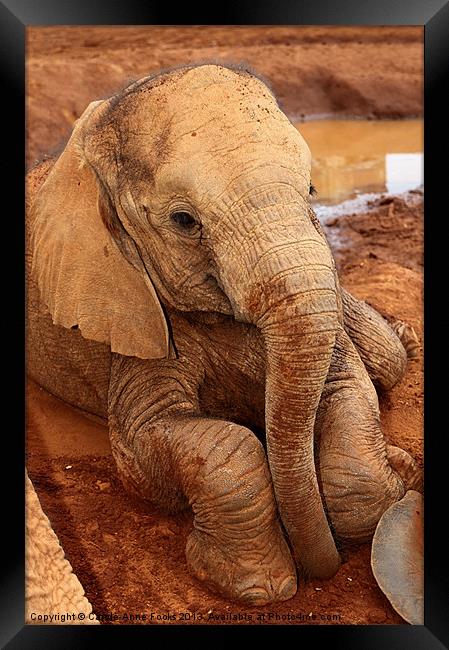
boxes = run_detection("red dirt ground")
[25,27,423,626]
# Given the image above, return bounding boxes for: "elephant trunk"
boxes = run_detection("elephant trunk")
[261,301,340,577]
[218,205,341,577]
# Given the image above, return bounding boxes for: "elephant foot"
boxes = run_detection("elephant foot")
[390,319,420,359]
[371,490,424,625]
[321,451,406,544]
[386,445,422,492]
[185,526,297,605]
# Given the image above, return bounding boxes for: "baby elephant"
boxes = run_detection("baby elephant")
[26,63,420,604]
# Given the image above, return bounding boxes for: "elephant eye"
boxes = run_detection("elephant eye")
[170,211,197,229]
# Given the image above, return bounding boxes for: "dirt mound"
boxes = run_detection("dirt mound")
[26,26,423,168]
[324,191,424,274]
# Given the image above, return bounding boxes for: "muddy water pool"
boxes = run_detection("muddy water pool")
[295,119,423,204]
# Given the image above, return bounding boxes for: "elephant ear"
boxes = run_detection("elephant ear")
[30,101,171,360]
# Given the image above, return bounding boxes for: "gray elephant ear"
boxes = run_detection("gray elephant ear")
[30,101,171,360]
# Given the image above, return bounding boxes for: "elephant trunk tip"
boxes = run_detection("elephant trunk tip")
[297,546,341,581]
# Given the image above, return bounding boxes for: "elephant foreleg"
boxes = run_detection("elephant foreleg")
[315,327,406,543]
[107,353,296,605]
[341,287,414,391]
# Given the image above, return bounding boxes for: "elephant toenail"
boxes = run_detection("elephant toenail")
[240,587,270,605]
[278,576,297,600]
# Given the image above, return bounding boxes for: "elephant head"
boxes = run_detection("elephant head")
[31,64,342,578]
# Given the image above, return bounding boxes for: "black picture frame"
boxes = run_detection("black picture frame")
[3,0,447,647]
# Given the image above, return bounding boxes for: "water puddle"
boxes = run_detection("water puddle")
[295,119,423,204]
